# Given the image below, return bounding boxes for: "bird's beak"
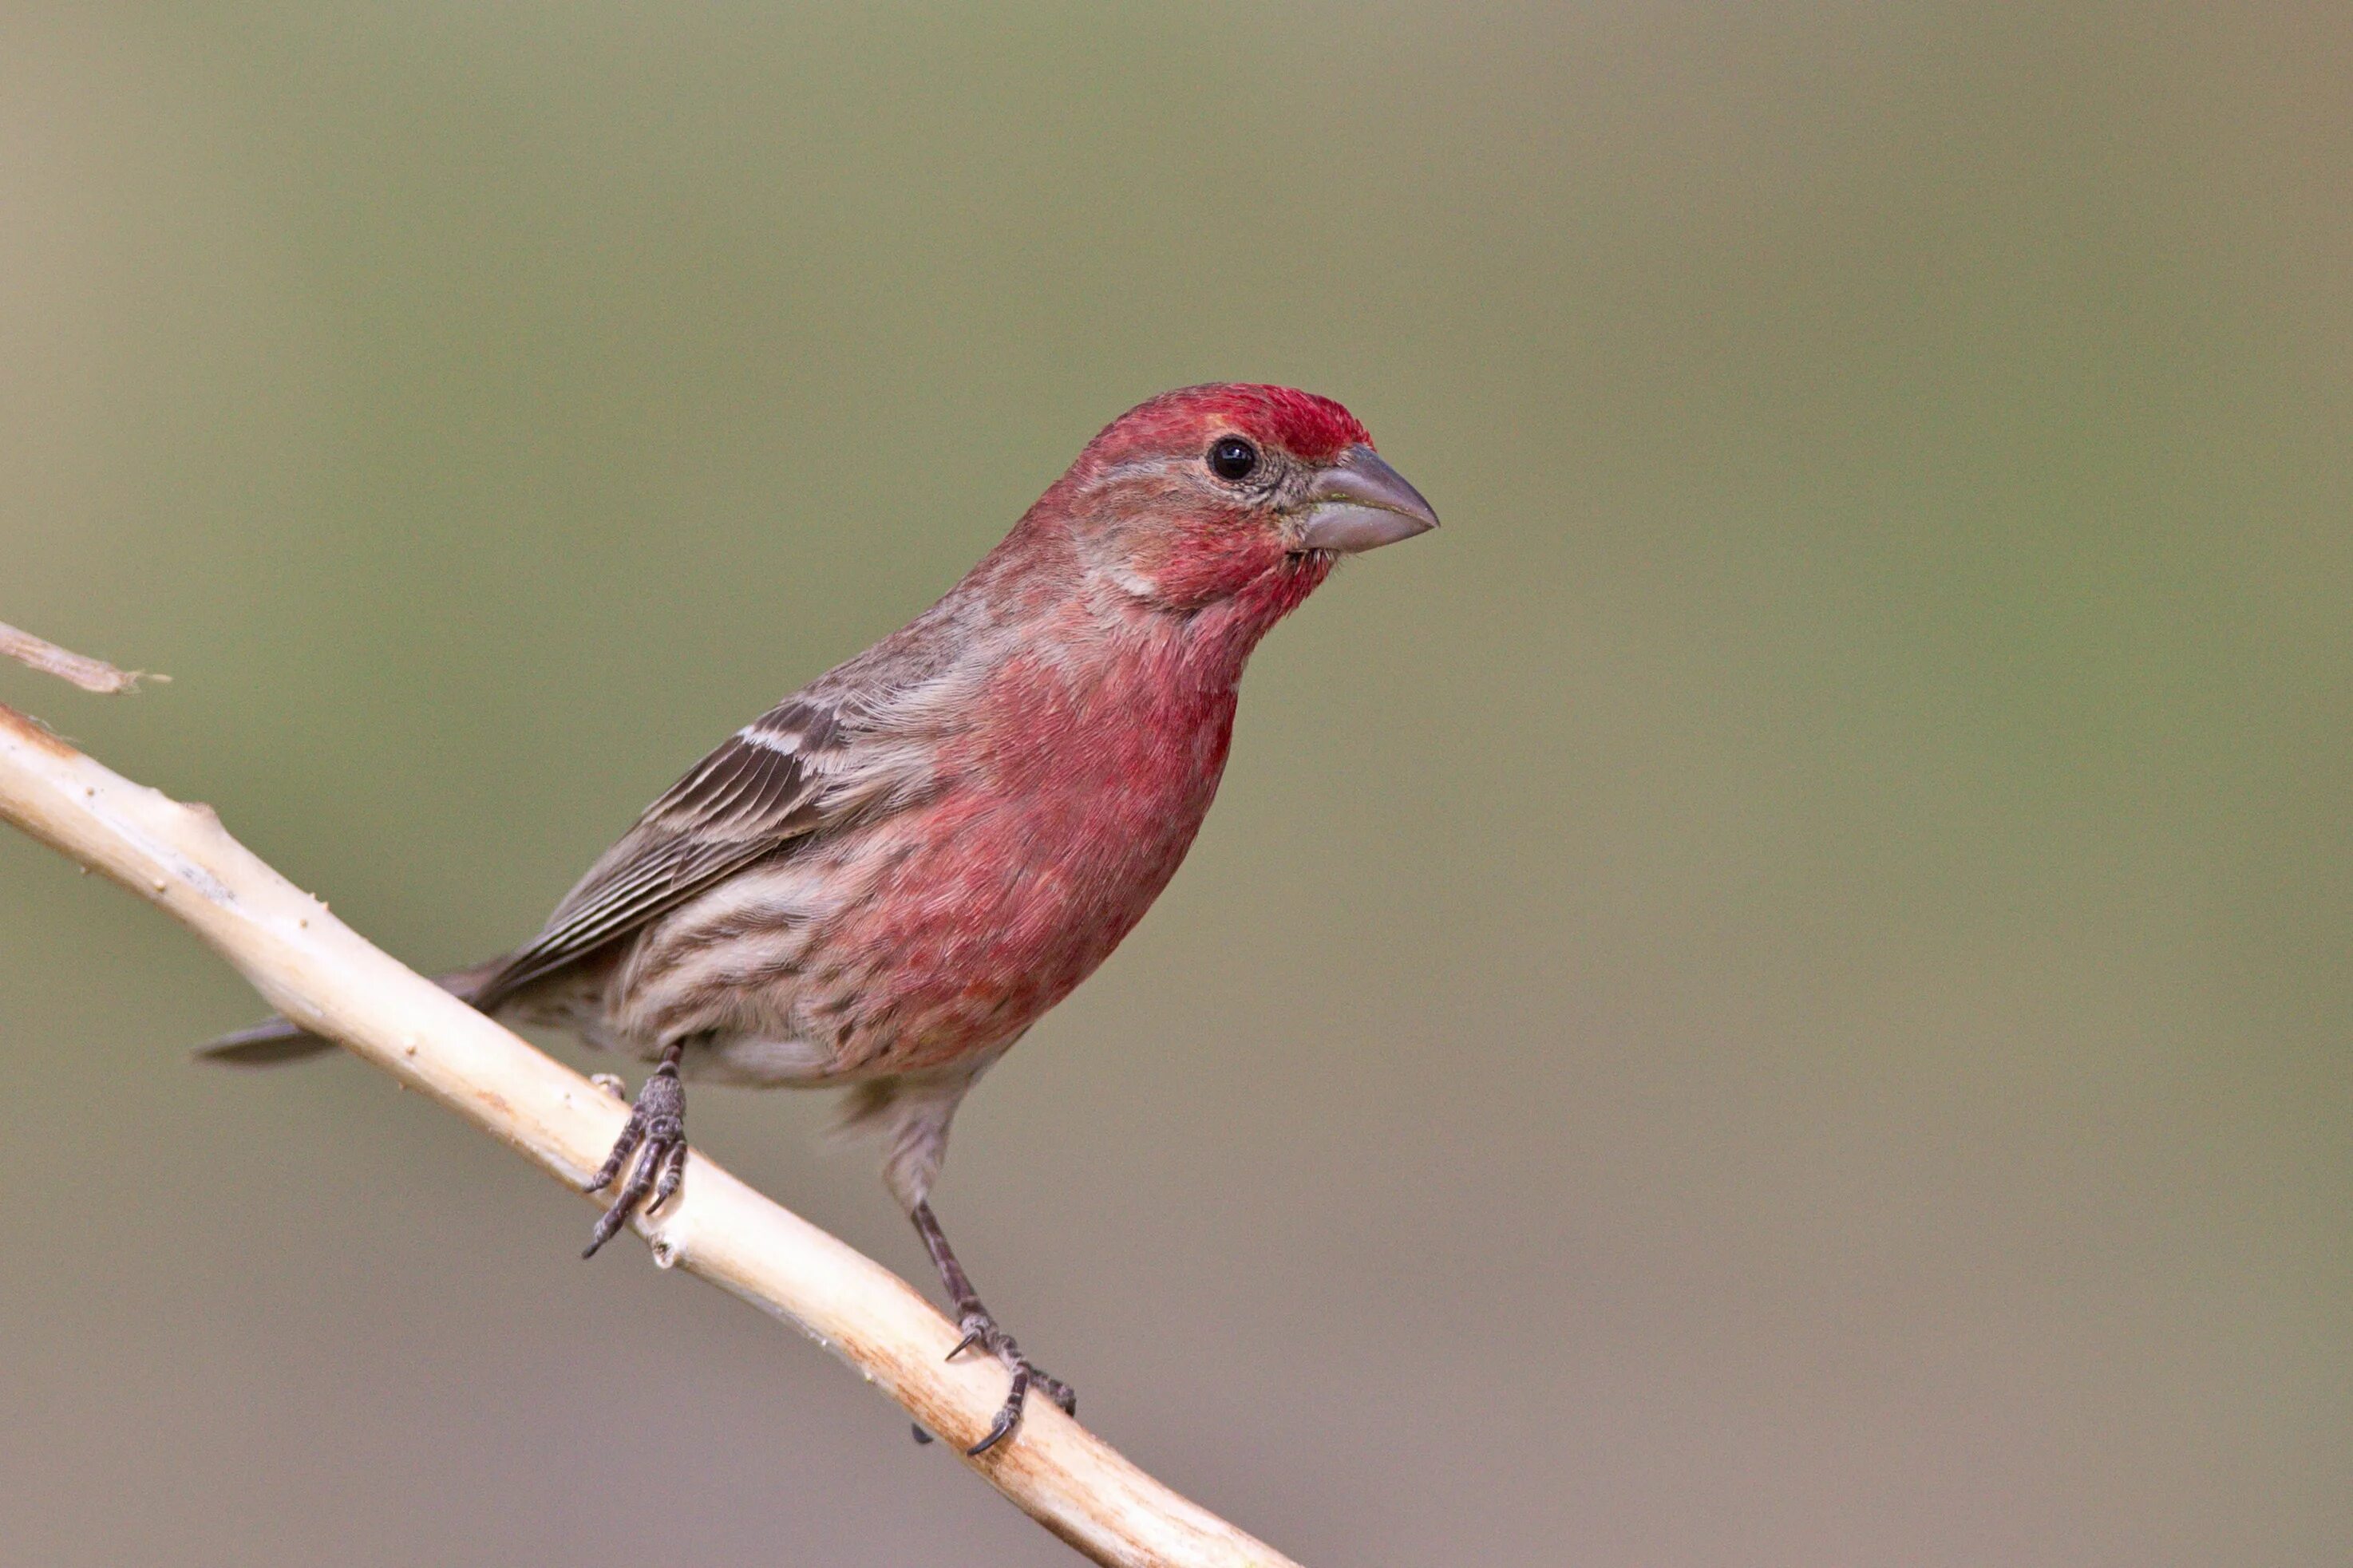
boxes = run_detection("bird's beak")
[1293,444,1440,554]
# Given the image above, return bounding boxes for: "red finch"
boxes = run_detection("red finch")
[204,383,1438,1451]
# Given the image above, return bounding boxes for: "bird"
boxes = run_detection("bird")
[200,382,1438,1453]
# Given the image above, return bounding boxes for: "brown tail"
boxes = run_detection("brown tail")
[194,958,509,1066]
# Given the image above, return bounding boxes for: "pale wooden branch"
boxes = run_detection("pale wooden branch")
[0,621,160,693]
[0,697,1299,1568]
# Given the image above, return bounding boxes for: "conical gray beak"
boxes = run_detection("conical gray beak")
[1294,444,1440,554]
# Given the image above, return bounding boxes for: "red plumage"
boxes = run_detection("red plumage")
[203,381,1435,1451]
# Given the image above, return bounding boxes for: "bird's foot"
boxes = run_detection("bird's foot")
[945,1307,1076,1455]
[580,1060,686,1258]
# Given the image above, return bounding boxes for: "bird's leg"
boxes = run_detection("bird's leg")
[580,1037,690,1258]
[909,1199,1075,1455]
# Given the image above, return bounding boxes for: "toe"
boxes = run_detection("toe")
[645,1140,687,1217]
[965,1370,1030,1457]
[581,1195,633,1258]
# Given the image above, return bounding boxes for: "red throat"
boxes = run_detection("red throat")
[1148,525,1334,637]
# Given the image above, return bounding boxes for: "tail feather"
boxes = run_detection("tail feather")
[195,957,511,1067]
[196,1015,339,1065]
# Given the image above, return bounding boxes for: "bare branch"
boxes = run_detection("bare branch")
[0,622,161,693]
[0,700,1299,1568]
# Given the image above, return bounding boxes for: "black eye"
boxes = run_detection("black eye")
[1207,436,1260,481]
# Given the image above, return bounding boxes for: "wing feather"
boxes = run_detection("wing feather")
[474,699,844,1005]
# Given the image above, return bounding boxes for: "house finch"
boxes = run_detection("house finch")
[203,382,1438,1452]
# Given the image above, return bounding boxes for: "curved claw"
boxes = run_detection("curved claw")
[582,1142,660,1258]
[580,1063,687,1258]
[907,1203,1074,1457]
[965,1364,1032,1456]
[939,1314,1070,1455]
[643,1140,687,1218]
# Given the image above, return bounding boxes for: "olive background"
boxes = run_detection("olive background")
[2,7,2346,1565]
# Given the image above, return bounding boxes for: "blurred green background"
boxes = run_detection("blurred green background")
[2,6,2346,1564]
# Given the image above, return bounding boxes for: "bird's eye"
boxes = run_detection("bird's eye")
[1207,436,1260,482]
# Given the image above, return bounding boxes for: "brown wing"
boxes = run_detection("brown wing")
[473,698,848,1007]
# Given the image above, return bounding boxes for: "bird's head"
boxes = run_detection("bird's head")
[1035,383,1439,618]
